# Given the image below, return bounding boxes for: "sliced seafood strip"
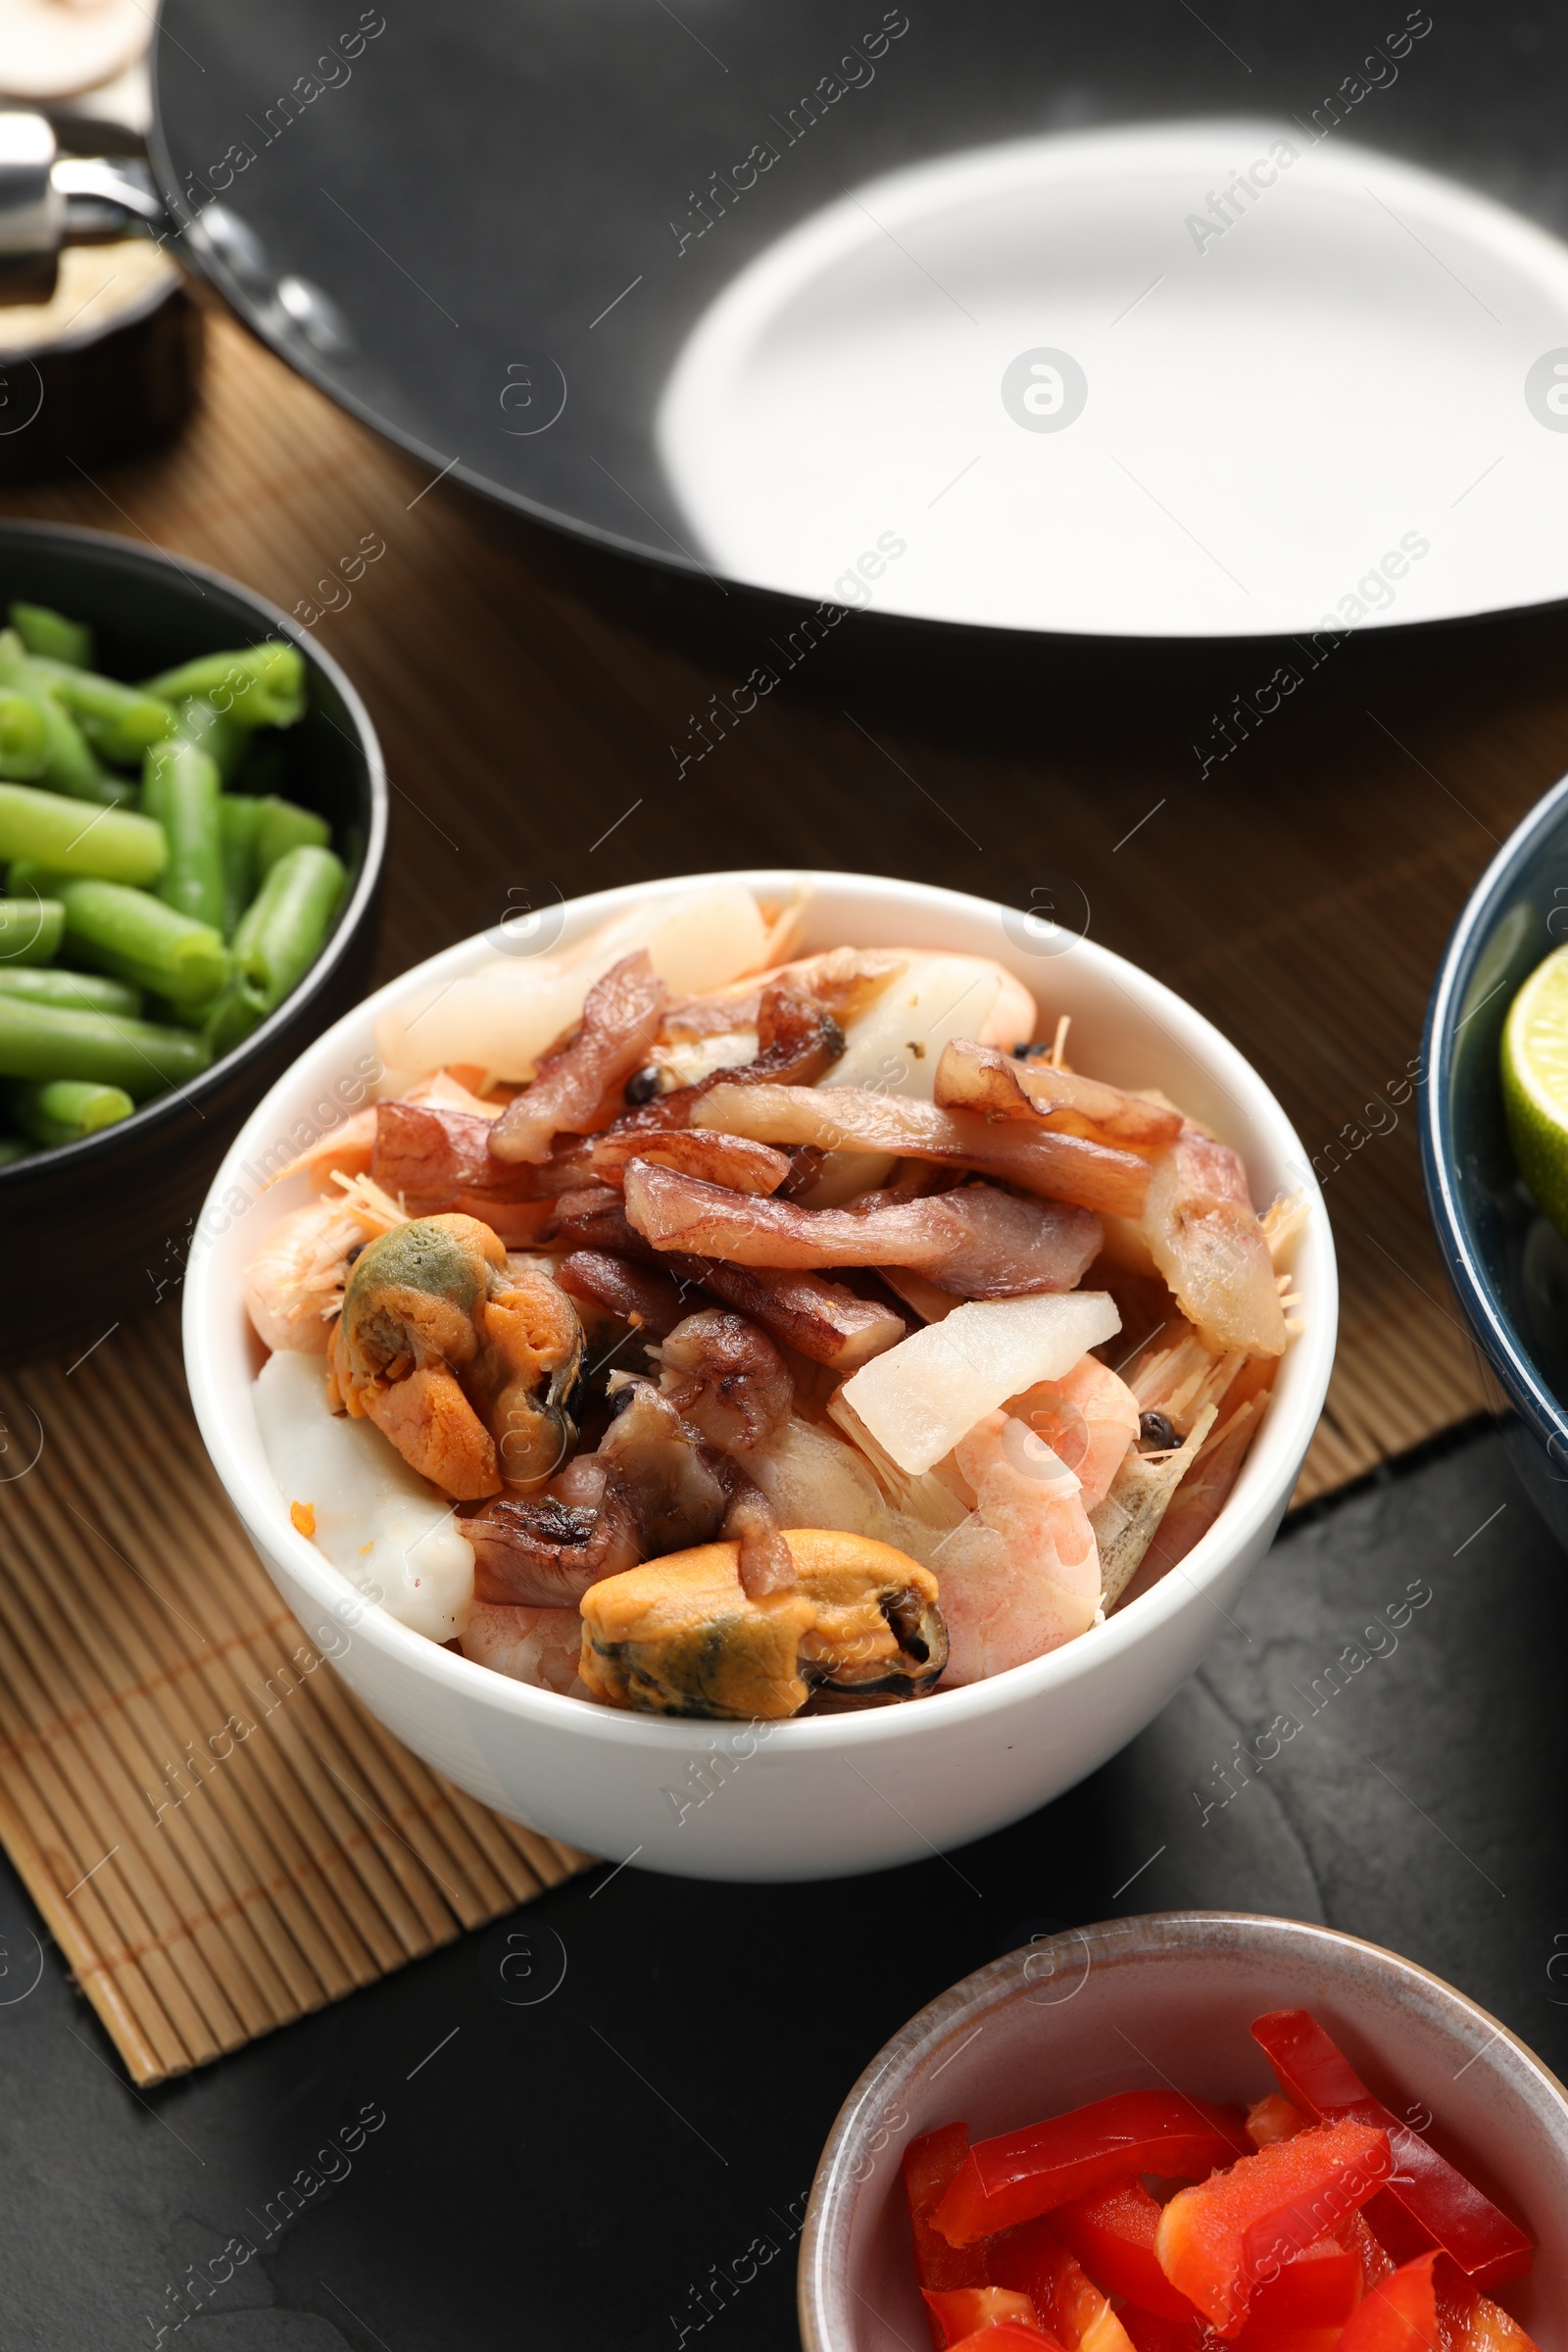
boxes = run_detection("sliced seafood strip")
[490,950,668,1164]
[934,1037,1184,1153]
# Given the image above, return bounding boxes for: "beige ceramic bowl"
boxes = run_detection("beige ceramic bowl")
[800,1912,1565,2351]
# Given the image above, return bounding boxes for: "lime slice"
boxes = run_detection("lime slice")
[1502,944,1568,1236]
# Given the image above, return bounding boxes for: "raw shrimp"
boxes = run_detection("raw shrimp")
[935,1409,1101,1684]
[460,1601,586,1696]
[245,1195,397,1353]
[1008,1354,1141,1511]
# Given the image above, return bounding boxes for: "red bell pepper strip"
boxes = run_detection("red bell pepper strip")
[990,2215,1137,2352]
[1238,2236,1363,2335]
[1247,2097,1307,2151]
[1333,2254,1438,2352]
[926,2288,1043,2345]
[1119,2309,1220,2352]
[947,2329,1065,2352]
[1154,2117,1393,2335]
[934,2092,1251,2245]
[1436,2261,1544,2352]
[907,2125,991,2307]
[1250,2012,1534,2291]
[1054,2180,1201,2323]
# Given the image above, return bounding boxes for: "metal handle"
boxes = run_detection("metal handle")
[0,111,172,306]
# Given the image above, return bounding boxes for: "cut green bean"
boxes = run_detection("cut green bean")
[253,794,330,878]
[0,964,140,1015]
[218,794,262,936]
[0,896,63,965]
[173,694,248,783]
[202,972,269,1055]
[0,995,209,1096]
[24,681,126,803]
[233,843,344,1011]
[13,866,227,1006]
[8,1076,134,1148]
[0,692,47,780]
[24,655,178,764]
[143,738,224,931]
[0,783,165,882]
[8,602,93,667]
[142,641,306,730]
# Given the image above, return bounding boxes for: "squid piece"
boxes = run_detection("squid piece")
[543,1188,906,1368]
[490,951,668,1164]
[1091,1405,1217,1609]
[701,1079,1151,1218]
[590,1125,791,1196]
[372,1100,591,1241]
[1142,1130,1287,1357]
[327,1214,585,1500]
[613,981,846,1132]
[578,1528,947,1718]
[460,1602,586,1695]
[466,1455,643,1608]
[934,1038,1184,1154]
[658,1307,795,1453]
[555,1250,696,1339]
[622,1160,1102,1298]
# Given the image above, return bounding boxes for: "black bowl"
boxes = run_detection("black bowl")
[0,520,386,1369]
[1421,772,1568,1550]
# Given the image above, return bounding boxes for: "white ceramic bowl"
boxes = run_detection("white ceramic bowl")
[800,1913,1566,2352]
[182,869,1337,1881]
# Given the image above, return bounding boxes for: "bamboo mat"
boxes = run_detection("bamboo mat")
[5,295,1568,2078]
[0,1312,585,2085]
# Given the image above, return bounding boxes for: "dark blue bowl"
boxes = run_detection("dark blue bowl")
[1422,772,1568,1546]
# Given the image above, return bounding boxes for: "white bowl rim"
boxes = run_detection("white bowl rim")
[796,1909,1568,2350]
[183,866,1338,1756]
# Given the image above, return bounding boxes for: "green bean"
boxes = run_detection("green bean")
[143,738,224,931]
[253,794,330,877]
[7,1076,134,1148]
[142,641,307,730]
[173,694,248,783]
[0,896,63,965]
[8,602,93,667]
[218,794,262,936]
[202,973,269,1055]
[233,843,344,1011]
[24,655,178,764]
[11,865,227,1006]
[0,692,47,781]
[0,1136,28,1167]
[0,783,165,882]
[0,965,140,1015]
[0,995,209,1096]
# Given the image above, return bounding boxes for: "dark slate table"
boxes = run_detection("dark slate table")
[1,1421,1560,2352]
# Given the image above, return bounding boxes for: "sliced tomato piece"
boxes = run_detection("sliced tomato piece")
[926,2288,1043,2345]
[1055,2179,1200,2323]
[1335,2254,1439,2352]
[935,2092,1250,2245]
[1155,2117,1393,2335]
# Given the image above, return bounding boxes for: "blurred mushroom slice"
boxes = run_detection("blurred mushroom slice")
[578,1529,946,1719]
[490,951,667,1164]
[590,1124,791,1195]
[1093,1403,1217,1609]
[934,1038,1184,1154]
[622,1160,1102,1297]
[702,1080,1151,1219]
[1143,1130,1287,1358]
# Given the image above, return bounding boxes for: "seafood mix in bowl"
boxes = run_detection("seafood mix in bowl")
[241,877,1308,1725]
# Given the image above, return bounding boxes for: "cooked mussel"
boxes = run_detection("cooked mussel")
[578,1528,947,1719]
[327,1213,584,1499]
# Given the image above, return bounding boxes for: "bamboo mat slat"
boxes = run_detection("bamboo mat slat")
[0,1312,587,2085]
[6,294,1568,2076]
